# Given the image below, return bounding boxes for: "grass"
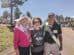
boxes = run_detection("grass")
[0,24,13,52]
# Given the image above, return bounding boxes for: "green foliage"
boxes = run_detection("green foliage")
[26,11,32,19]
[14,7,22,19]
[3,11,9,19]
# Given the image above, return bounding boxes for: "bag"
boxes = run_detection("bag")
[32,29,44,46]
[43,23,60,47]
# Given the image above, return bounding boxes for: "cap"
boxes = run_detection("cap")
[48,12,55,16]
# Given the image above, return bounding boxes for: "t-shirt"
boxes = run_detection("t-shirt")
[31,28,44,52]
[44,22,62,44]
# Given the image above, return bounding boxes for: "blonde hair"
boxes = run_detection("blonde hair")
[15,16,31,26]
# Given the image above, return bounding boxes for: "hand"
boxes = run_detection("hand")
[59,46,63,51]
[31,44,33,47]
[15,49,19,55]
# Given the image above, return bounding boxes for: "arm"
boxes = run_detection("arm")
[13,28,20,55]
[15,49,19,55]
[58,25,63,51]
[58,34,63,51]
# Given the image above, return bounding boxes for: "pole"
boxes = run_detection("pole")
[10,0,13,25]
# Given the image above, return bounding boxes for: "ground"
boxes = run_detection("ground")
[0,27,74,55]
[62,27,74,55]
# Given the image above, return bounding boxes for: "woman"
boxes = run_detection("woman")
[13,16,31,55]
[44,12,62,55]
[31,17,44,55]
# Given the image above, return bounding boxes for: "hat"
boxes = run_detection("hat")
[48,12,55,16]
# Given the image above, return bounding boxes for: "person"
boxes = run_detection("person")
[31,17,44,55]
[44,12,63,55]
[13,16,31,55]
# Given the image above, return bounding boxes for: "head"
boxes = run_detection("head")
[48,12,55,24]
[32,16,42,28]
[15,16,30,26]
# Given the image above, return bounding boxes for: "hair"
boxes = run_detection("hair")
[32,17,42,25]
[15,16,31,26]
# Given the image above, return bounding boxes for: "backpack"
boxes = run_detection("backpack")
[32,28,44,46]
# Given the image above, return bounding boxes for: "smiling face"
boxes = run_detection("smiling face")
[33,18,41,27]
[33,18,42,30]
[48,15,55,25]
[19,17,29,26]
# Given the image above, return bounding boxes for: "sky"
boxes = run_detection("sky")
[0,0,74,21]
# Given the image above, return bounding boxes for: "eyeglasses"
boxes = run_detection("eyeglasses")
[33,21,40,24]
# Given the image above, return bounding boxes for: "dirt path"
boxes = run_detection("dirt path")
[62,27,74,55]
[0,27,74,55]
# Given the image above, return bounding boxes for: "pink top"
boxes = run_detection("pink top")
[13,27,31,49]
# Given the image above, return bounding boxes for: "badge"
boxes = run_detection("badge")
[53,30,58,33]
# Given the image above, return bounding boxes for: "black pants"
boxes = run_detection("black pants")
[31,51,43,55]
[19,47,30,55]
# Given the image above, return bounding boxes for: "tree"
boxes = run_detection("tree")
[14,7,22,19]
[59,15,64,23]
[2,11,10,23]
[56,15,64,24]
[0,16,2,23]
[56,15,60,23]
[3,10,9,19]
[26,11,32,19]
[65,16,71,22]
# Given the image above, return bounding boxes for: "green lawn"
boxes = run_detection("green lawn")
[0,25,13,52]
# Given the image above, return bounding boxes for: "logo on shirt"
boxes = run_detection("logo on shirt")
[53,30,58,33]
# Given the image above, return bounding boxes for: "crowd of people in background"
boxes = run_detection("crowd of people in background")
[13,12,63,55]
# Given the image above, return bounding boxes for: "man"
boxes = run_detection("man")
[44,12,63,55]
